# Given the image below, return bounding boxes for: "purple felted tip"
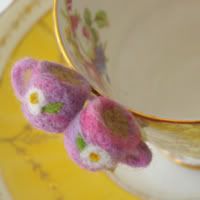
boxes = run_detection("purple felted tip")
[11,58,91,133]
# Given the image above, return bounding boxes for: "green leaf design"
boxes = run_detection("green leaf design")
[61,9,68,18]
[91,27,99,43]
[95,10,109,28]
[84,8,92,26]
[42,102,64,114]
[76,135,87,151]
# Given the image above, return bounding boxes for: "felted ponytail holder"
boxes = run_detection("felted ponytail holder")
[64,96,152,171]
[11,58,152,171]
[11,58,91,133]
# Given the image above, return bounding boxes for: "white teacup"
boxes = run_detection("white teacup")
[54,0,200,199]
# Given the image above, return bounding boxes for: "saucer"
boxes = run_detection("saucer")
[112,144,200,200]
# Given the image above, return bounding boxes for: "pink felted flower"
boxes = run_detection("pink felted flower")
[64,96,152,171]
[11,58,91,133]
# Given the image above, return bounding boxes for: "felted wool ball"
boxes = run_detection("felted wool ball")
[64,96,152,171]
[11,58,91,133]
[64,114,117,171]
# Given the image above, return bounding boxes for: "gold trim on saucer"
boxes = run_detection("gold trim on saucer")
[159,149,200,171]
[174,159,200,170]
[170,156,200,171]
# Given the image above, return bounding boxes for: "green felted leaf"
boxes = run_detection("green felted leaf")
[42,102,63,114]
[95,10,109,28]
[84,8,92,26]
[76,135,87,151]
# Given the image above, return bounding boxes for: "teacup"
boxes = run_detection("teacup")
[54,0,200,197]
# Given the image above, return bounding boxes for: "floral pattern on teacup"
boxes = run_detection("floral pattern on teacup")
[62,0,110,88]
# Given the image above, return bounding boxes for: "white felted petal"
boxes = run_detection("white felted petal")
[80,145,113,169]
[25,87,46,116]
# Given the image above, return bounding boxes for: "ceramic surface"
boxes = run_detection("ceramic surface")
[55,1,200,199]
[54,0,200,166]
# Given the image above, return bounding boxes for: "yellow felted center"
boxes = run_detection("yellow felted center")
[89,152,101,162]
[29,92,39,104]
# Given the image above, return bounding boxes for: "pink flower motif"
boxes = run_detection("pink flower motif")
[66,0,72,12]
[84,61,104,86]
[70,15,79,33]
[82,26,91,39]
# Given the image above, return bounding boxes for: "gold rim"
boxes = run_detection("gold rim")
[168,155,200,171]
[174,159,200,170]
[159,149,200,171]
[53,0,200,124]
[53,0,73,68]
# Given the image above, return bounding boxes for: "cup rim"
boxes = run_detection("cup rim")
[53,0,200,124]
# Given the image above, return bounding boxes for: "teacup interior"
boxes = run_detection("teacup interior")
[108,0,200,120]
[58,0,200,120]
